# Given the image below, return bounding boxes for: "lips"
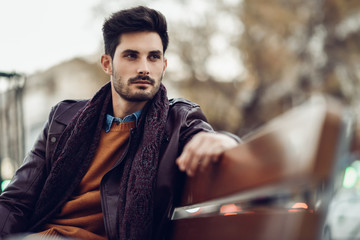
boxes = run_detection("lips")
[129,76,155,85]
[133,80,151,84]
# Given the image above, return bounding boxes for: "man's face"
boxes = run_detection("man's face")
[110,31,167,102]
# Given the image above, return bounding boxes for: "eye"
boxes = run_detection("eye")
[149,54,161,61]
[124,53,137,60]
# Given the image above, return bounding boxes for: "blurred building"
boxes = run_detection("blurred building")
[0,58,108,188]
[22,58,108,152]
[0,56,179,188]
[0,72,26,189]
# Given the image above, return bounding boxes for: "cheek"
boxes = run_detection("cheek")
[113,60,135,74]
[153,64,166,75]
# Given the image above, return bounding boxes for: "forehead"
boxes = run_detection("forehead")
[117,31,163,53]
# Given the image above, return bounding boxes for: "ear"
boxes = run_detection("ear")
[163,57,168,76]
[101,54,113,75]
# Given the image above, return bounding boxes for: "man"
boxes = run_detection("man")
[0,6,239,240]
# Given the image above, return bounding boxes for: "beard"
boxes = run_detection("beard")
[112,72,163,102]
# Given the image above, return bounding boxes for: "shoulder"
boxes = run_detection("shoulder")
[53,99,88,108]
[166,98,213,143]
[168,98,204,118]
[50,99,89,125]
[168,98,208,122]
[169,98,200,109]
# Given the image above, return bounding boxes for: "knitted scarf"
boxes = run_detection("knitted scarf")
[30,81,169,240]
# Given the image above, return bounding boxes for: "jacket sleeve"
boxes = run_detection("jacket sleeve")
[179,103,214,145]
[178,100,241,146]
[0,107,55,237]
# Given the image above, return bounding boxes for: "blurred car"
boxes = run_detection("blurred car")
[323,160,360,240]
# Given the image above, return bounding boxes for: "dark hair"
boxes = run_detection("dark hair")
[102,6,169,58]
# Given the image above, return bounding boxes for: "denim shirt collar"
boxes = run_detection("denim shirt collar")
[104,109,142,133]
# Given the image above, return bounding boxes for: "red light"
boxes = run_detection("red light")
[220,204,242,215]
[291,202,308,209]
[288,202,310,213]
[223,212,238,216]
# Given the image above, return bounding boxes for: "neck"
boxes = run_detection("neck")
[112,98,146,118]
[110,81,147,118]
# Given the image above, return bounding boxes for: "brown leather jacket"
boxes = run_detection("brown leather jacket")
[0,98,215,239]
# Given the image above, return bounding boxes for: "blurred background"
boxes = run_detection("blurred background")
[1,0,360,191]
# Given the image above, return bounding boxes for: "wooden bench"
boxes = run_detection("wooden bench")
[171,96,355,240]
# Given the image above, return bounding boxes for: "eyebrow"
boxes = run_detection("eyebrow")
[121,49,163,55]
[149,50,162,55]
[121,49,139,55]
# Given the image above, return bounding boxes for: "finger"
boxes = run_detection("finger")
[178,137,205,176]
[176,140,198,172]
[177,132,237,176]
[184,144,202,176]
[176,149,190,172]
[186,138,212,175]
[186,151,202,176]
[186,136,226,174]
[199,153,216,172]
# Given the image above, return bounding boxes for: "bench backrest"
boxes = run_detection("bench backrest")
[171,96,354,240]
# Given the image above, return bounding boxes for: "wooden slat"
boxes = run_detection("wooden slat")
[171,96,347,240]
[180,96,342,205]
[172,211,321,240]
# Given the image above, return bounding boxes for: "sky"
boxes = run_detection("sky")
[0,0,243,80]
[0,0,102,74]
[0,0,204,75]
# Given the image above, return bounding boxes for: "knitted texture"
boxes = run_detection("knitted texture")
[30,82,170,240]
[31,82,112,229]
[117,84,169,239]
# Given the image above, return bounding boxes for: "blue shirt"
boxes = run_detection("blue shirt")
[104,109,142,133]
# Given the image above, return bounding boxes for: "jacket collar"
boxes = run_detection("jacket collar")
[54,100,88,126]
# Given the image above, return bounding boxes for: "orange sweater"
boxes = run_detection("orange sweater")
[31,121,135,240]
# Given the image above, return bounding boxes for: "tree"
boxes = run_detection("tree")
[91,0,360,136]
[239,0,360,134]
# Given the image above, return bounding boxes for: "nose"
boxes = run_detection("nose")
[137,58,150,76]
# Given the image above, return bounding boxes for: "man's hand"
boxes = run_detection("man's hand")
[176,132,238,177]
